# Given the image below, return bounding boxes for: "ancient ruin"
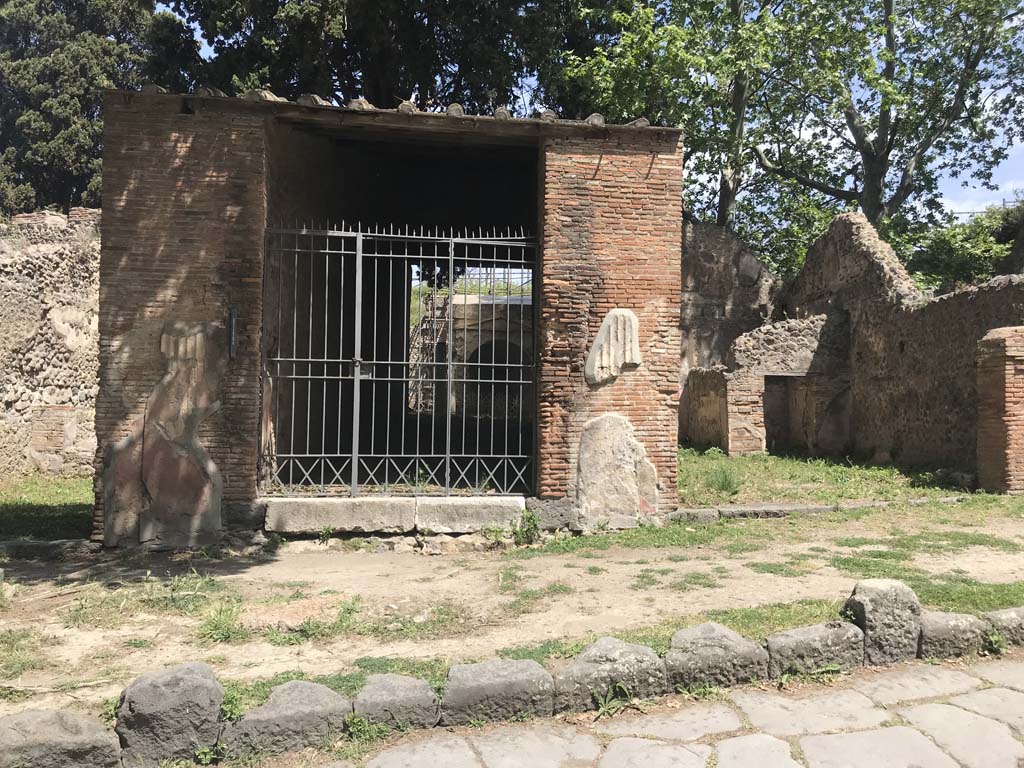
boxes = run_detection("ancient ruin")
[95,89,683,546]
[681,213,1024,492]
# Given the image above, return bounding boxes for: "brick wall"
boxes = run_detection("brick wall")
[538,132,684,513]
[95,93,268,537]
[975,327,1024,493]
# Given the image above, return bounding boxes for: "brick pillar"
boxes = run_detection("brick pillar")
[976,327,1024,494]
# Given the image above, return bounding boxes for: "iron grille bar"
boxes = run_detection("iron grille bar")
[262,221,536,497]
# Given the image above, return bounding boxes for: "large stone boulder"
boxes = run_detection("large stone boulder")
[554,637,667,713]
[844,579,921,664]
[576,414,659,530]
[664,622,769,689]
[0,709,121,768]
[224,680,351,756]
[984,607,1024,645]
[116,662,224,768]
[354,674,439,729]
[766,621,864,677]
[441,659,553,725]
[918,611,990,658]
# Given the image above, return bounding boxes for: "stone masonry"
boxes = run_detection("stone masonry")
[0,209,100,477]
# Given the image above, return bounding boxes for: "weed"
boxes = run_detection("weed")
[100,697,119,724]
[0,629,48,679]
[194,743,227,765]
[585,566,607,575]
[482,526,508,546]
[124,638,153,649]
[983,631,1008,656]
[512,509,541,546]
[778,663,844,689]
[631,569,664,590]
[317,527,335,545]
[593,682,644,720]
[748,561,802,577]
[198,604,251,644]
[667,553,691,562]
[677,682,726,701]
[669,572,719,592]
[706,465,741,495]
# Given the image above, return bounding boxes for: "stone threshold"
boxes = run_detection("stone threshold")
[672,495,965,522]
[261,495,527,535]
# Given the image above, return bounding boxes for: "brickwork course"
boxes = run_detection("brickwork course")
[976,326,1024,493]
[94,89,683,543]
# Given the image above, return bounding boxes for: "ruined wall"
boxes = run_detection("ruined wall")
[780,213,922,318]
[538,130,684,521]
[97,92,268,543]
[851,275,1024,469]
[0,209,100,476]
[679,222,775,439]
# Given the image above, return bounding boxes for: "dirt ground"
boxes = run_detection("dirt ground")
[3,495,1024,722]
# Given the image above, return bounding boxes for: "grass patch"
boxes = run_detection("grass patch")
[65,571,235,629]
[668,572,720,591]
[677,449,964,506]
[0,629,48,679]
[220,656,449,720]
[748,561,803,577]
[0,476,93,540]
[263,597,470,646]
[198,604,251,644]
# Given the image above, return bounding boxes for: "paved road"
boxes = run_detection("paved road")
[349,657,1024,767]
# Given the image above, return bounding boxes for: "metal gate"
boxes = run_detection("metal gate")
[260,223,536,496]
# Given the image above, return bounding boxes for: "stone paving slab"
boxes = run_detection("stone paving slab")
[971,659,1024,691]
[899,702,1024,768]
[716,733,801,768]
[468,725,602,768]
[949,687,1024,732]
[364,732,481,768]
[799,726,960,768]
[593,703,741,741]
[851,664,981,705]
[597,737,711,768]
[730,689,889,736]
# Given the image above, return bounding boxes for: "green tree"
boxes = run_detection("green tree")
[0,0,201,215]
[171,0,534,111]
[753,0,1024,224]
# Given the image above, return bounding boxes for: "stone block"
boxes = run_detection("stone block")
[664,622,768,689]
[264,498,416,534]
[416,496,525,534]
[0,709,121,768]
[577,415,659,531]
[526,497,580,530]
[766,621,864,677]
[354,674,439,729]
[116,662,224,768]
[224,680,351,757]
[918,611,990,658]
[983,606,1024,645]
[441,659,553,725]
[554,637,667,713]
[844,579,921,664]
[585,309,642,385]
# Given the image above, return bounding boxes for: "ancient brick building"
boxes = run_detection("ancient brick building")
[96,89,683,547]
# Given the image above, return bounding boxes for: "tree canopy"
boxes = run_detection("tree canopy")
[1,0,1021,284]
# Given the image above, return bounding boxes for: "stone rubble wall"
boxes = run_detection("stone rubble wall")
[0,209,101,476]
[4,578,1020,767]
[686,212,1024,475]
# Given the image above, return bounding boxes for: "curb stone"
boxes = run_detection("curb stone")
[6,580,1024,765]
